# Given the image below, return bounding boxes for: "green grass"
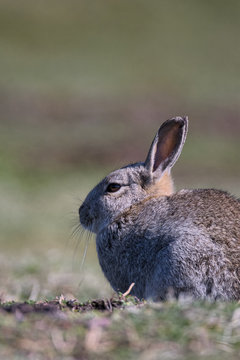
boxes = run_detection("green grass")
[1,299,240,359]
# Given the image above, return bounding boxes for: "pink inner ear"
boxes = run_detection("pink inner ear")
[153,122,182,172]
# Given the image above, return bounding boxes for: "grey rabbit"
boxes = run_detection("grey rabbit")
[79,117,240,301]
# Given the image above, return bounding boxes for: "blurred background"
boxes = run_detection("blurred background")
[1,0,240,302]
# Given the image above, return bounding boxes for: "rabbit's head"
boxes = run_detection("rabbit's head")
[79,116,188,233]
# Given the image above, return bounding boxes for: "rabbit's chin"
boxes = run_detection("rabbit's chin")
[79,218,97,234]
[80,213,106,234]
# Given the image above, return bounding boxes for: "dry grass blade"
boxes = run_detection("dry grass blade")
[122,283,135,297]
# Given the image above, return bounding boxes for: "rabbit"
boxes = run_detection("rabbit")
[79,116,240,301]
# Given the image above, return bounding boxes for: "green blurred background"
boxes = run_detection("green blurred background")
[1,0,240,302]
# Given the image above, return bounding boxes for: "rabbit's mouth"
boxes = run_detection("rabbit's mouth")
[80,217,93,231]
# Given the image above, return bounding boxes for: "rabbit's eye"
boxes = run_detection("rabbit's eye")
[106,183,121,193]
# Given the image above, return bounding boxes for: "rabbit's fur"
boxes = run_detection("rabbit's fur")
[79,117,240,300]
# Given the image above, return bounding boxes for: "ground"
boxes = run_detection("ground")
[0,295,240,360]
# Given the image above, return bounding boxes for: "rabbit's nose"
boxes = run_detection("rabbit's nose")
[78,203,84,217]
[78,204,85,225]
[79,203,93,231]
[79,203,90,224]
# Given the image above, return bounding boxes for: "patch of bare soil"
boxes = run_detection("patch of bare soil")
[0,295,143,315]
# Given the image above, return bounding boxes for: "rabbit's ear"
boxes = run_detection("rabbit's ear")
[145,117,188,180]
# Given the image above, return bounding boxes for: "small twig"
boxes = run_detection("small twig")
[105,298,112,312]
[122,283,135,297]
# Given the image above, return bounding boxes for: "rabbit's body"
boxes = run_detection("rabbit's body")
[97,188,240,300]
[79,117,240,300]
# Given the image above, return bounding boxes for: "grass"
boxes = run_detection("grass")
[1,296,240,359]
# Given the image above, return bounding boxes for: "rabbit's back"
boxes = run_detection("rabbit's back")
[169,189,240,255]
[97,189,240,300]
